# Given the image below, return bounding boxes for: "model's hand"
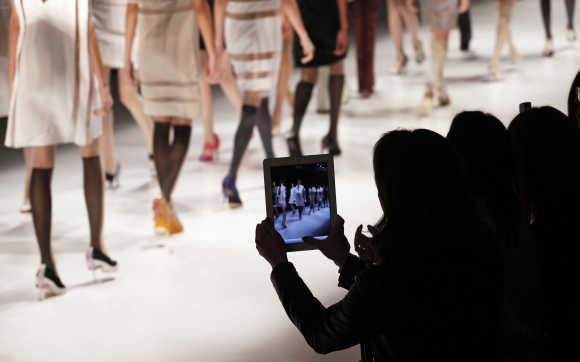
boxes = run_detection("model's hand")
[120,61,136,88]
[256,218,288,269]
[458,0,470,13]
[94,84,113,117]
[354,225,381,264]
[334,28,348,56]
[304,215,350,267]
[205,51,219,84]
[299,36,315,64]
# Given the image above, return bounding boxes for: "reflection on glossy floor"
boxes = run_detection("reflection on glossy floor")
[0,1,578,361]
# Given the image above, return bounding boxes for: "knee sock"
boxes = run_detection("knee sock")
[328,74,345,141]
[30,168,54,270]
[566,0,576,29]
[228,105,258,180]
[82,156,103,251]
[291,81,314,137]
[541,0,552,39]
[164,125,191,201]
[256,98,275,159]
[154,123,171,201]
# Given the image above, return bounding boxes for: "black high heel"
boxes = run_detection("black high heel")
[286,135,303,157]
[321,135,341,156]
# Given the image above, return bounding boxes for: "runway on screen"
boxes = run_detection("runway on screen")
[0,1,578,361]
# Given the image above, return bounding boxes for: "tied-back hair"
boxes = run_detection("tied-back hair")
[372,129,481,257]
[447,111,521,247]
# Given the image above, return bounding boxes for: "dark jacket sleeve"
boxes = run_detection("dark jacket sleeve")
[271,262,381,355]
[338,254,367,290]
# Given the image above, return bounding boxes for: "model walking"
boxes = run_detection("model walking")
[286,0,348,157]
[540,0,577,57]
[275,182,288,229]
[388,0,425,75]
[199,0,242,162]
[93,0,155,188]
[125,0,216,235]
[216,0,314,208]
[308,185,317,214]
[294,179,305,220]
[412,0,471,114]
[6,0,117,299]
[490,0,519,80]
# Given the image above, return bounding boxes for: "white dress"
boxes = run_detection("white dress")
[225,0,281,93]
[5,0,100,148]
[93,0,127,68]
[133,0,201,119]
[289,186,296,205]
[0,0,11,117]
[294,184,305,207]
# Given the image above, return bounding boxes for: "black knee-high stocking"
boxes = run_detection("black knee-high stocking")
[154,123,171,201]
[30,168,54,270]
[328,74,345,141]
[541,0,552,39]
[566,0,576,29]
[256,99,274,159]
[82,156,103,251]
[291,81,314,136]
[164,125,191,201]
[228,105,258,180]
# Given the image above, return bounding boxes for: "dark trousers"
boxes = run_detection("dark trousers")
[351,0,379,93]
[458,9,472,50]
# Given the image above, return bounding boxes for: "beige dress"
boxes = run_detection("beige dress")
[93,0,127,68]
[5,0,100,148]
[225,0,281,93]
[133,0,201,119]
[0,0,10,117]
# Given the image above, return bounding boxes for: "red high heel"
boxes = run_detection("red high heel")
[199,134,220,162]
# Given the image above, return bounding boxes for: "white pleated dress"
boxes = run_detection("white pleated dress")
[225,0,281,93]
[132,0,201,119]
[5,0,100,148]
[93,0,127,68]
[0,0,11,117]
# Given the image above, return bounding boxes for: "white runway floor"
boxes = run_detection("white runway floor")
[0,1,578,361]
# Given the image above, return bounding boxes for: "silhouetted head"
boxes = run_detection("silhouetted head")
[447,111,520,242]
[568,71,580,127]
[508,106,580,224]
[373,129,475,232]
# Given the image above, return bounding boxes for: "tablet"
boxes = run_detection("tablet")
[263,155,337,252]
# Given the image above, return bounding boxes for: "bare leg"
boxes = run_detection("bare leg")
[490,0,515,79]
[99,67,117,177]
[199,51,219,160]
[397,0,425,63]
[388,0,407,73]
[218,52,242,112]
[273,36,293,132]
[118,68,153,154]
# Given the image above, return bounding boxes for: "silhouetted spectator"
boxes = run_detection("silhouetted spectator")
[508,106,580,361]
[568,71,580,127]
[256,129,503,362]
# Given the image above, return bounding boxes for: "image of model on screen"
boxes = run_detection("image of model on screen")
[274,181,288,229]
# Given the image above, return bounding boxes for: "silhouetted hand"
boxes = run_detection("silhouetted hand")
[354,225,381,264]
[304,215,350,268]
[256,218,288,269]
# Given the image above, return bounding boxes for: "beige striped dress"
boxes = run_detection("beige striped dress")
[225,0,282,93]
[5,0,100,148]
[93,0,127,68]
[133,0,201,119]
[0,0,11,117]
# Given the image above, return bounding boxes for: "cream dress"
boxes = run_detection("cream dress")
[132,0,201,119]
[5,0,100,148]
[0,0,10,117]
[225,0,281,93]
[93,0,127,68]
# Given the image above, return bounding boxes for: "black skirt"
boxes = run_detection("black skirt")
[293,0,347,68]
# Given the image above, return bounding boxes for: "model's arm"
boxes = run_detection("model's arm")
[334,0,348,55]
[122,4,138,86]
[214,0,228,51]
[8,5,19,96]
[88,20,113,116]
[281,0,314,63]
[193,0,216,79]
[459,0,471,13]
